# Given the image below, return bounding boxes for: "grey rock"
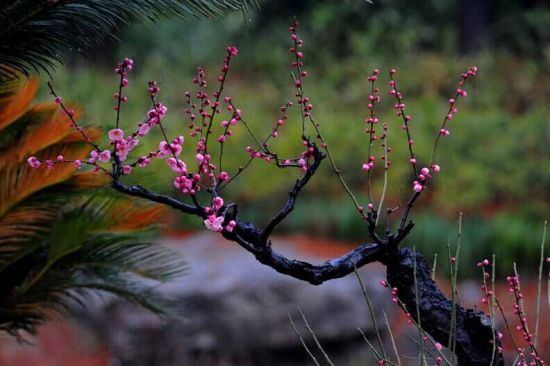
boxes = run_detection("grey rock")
[77,232,394,366]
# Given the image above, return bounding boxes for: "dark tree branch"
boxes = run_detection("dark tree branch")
[399,191,421,231]
[225,221,383,285]
[261,143,325,243]
[111,180,203,216]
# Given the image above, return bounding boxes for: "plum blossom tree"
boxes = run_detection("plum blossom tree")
[28,21,502,365]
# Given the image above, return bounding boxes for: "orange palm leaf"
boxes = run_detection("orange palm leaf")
[0,142,91,216]
[0,103,90,166]
[0,78,39,131]
[104,203,166,231]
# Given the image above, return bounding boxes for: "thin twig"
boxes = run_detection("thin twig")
[384,311,401,366]
[297,306,335,366]
[288,314,321,366]
[534,220,547,348]
[431,253,438,281]
[355,268,387,360]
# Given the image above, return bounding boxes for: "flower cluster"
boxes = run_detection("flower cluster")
[29,43,248,234]
[506,275,544,365]
[202,196,236,233]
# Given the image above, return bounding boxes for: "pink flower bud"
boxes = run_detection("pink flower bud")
[27,156,41,168]
[213,196,224,210]
[219,171,230,181]
[108,128,124,141]
[138,123,150,136]
[98,150,111,163]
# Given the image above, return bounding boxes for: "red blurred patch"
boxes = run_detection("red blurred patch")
[0,320,109,366]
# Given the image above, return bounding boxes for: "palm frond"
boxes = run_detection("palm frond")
[0,77,38,128]
[0,0,259,80]
[0,140,92,216]
[0,103,95,165]
[0,232,186,332]
[77,233,187,281]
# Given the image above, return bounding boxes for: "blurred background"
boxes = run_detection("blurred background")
[1,0,549,364]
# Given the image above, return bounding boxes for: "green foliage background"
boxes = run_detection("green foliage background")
[37,0,550,276]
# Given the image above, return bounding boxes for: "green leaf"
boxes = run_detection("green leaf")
[0,0,259,80]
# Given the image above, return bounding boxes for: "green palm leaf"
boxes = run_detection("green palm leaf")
[0,0,259,80]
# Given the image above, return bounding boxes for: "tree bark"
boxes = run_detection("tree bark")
[385,247,503,366]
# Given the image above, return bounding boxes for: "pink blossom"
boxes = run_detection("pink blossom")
[27,156,41,168]
[413,183,423,192]
[174,175,193,192]
[122,165,132,175]
[362,162,374,171]
[213,197,224,210]
[56,155,64,162]
[226,46,238,56]
[108,128,124,141]
[98,150,111,163]
[225,220,237,232]
[138,157,151,168]
[219,171,230,181]
[196,153,205,164]
[204,215,224,232]
[138,123,151,136]
[170,143,182,156]
[420,167,429,176]
[159,141,172,155]
[125,137,138,150]
[432,164,441,173]
[74,160,82,169]
[116,142,130,159]
[435,343,443,351]
[167,158,187,173]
